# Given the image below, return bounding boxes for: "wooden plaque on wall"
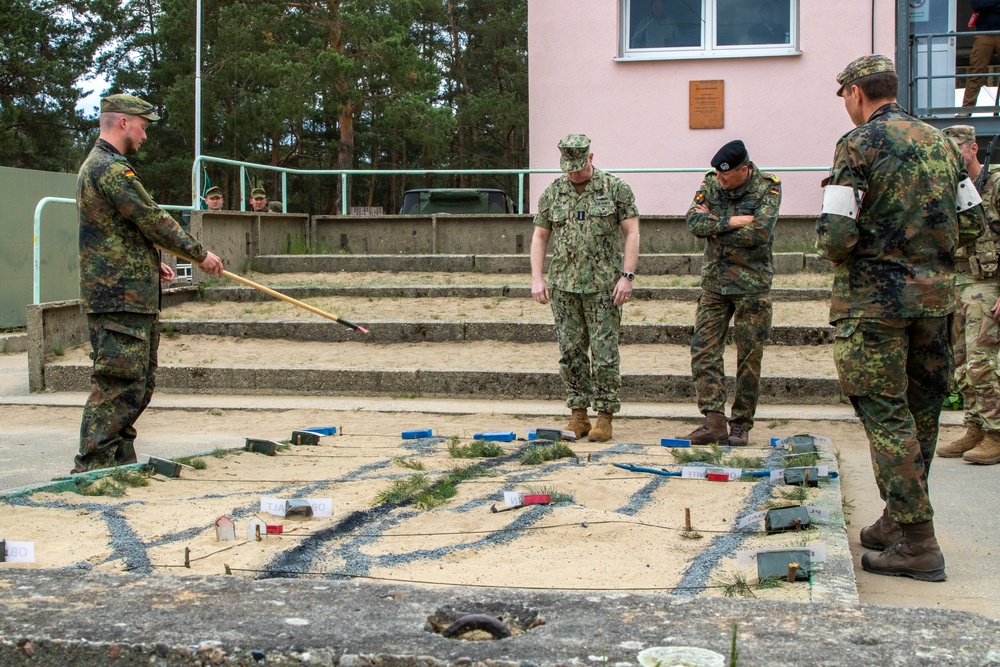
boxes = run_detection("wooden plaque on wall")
[689,80,725,129]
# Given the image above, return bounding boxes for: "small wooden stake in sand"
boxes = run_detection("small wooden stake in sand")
[787,562,800,583]
[685,507,692,531]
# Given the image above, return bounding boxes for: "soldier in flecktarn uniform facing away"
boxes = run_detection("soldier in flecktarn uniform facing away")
[817,56,986,582]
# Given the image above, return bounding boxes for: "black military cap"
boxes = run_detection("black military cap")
[711,140,749,172]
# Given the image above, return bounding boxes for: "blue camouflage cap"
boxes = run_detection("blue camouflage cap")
[100,94,160,121]
[558,134,592,172]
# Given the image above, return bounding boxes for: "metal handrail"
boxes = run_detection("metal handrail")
[37,163,831,304]
[910,30,1000,116]
[31,197,195,305]
[191,155,829,216]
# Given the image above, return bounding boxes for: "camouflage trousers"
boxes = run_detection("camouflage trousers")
[834,316,952,524]
[953,281,1000,432]
[550,289,622,413]
[690,290,772,429]
[76,312,160,472]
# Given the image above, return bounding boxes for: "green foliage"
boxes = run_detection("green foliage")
[175,456,207,470]
[724,454,764,470]
[716,571,756,598]
[211,447,229,459]
[449,439,505,458]
[6,0,528,216]
[0,0,112,171]
[781,453,820,468]
[520,443,576,465]
[393,457,425,470]
[671,443,724,465]
[522,485,574,504]
[374,474,430,505]
[374,464,491,509]
[78,467,150,497]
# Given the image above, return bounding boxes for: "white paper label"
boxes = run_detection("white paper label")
[305,498,333,517]
[260,497,287,516]
[804,506,831,519]
[738,510,769,529]
[735,544,828,567]
[770,469,785,482]
[504,491,523,507]
[4,541,35,563]
[247,519,268,540]
[821,184,863,219]
[957,178,983,212]
[681,466,707,479]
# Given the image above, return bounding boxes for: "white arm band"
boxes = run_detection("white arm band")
[956,178,983,212]
[821,184,863,219]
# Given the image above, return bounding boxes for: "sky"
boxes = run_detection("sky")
[76,76,109,117]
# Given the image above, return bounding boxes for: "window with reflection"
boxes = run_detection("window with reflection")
[623,0,797,59]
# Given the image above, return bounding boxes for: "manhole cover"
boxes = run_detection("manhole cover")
[427,602,544,641]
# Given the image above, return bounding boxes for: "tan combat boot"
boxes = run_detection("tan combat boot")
[859,507,902,551]
[564,409,591,439]
[963,430,1000,465]
[937,424,984,458]
[588,412,613,442]
[861,520,946,582]
[684,411,728,446]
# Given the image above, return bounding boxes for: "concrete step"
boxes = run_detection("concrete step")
[161,319,834,345]
[43,363,842,404]
[45,338,842,404]
[252,252,834,275]
[198,284,834,302]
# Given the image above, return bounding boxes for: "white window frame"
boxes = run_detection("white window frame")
[617,0,801,61]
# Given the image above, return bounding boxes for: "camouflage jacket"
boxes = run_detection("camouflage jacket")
[685,163,781,295]
[533,168,639,293]
[77,139,208,314]
[956,164,1000,285]
[816,103,986,321]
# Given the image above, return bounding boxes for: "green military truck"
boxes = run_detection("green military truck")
[400,188,516,214]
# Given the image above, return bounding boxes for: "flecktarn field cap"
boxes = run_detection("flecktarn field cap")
[836,55,895,96]
[100,94,160,121]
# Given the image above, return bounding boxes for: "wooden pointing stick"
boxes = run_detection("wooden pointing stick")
[158,245,369,333]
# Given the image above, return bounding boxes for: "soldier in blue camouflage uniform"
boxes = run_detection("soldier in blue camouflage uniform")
[817,56,986,581]
[73,94,225,473]
[938,125,1000,466]
[683,140,782,447]
[531,134,640,442]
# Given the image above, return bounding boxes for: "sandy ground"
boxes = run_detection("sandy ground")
[161,295,834,326]
[50,337,838,377]
[1,410,844,604]
[231,271,836,290]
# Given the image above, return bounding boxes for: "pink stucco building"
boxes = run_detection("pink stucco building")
[528,1,899,216]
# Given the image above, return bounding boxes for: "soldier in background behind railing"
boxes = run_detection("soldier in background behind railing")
[938,124,1000,466]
